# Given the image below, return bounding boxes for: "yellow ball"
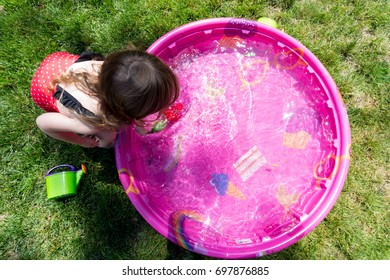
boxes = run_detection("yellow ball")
[257,17,278,28]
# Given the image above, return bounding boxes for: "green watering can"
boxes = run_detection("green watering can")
[45,164,87,199]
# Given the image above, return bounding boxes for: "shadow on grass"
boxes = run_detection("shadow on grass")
[166,241,208,260]
[76,191,149,259]
[69,147,149,259]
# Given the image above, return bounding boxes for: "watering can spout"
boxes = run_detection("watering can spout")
[76,164,87,186]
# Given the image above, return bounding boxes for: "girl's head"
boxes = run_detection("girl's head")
[98,50,179,129]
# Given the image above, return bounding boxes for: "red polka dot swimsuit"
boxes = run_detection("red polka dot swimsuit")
[30,52,80,112]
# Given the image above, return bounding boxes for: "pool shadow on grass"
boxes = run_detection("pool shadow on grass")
[76,190,150,259]
[166,241,209,260]
[72,147,152,259]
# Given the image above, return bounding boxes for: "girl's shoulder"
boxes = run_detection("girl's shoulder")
[64,51,104,74]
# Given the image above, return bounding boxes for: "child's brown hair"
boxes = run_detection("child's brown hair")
[98,50,180,129]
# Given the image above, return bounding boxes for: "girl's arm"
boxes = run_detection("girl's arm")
[36,113,100,148]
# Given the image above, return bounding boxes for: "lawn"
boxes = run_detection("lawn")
[0,0,389,260]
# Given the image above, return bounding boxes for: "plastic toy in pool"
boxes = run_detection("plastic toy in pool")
[115,18,351,259]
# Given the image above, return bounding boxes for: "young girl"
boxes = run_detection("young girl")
[31,50,180,148]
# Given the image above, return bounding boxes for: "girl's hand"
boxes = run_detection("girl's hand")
[79,134,99,148]
[94,130,117,148]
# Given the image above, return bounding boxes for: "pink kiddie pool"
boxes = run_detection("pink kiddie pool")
[115,18,351,259]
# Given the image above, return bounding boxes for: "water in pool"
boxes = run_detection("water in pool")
[116,31,339,256]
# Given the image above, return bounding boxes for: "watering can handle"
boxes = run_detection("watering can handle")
[46,164,77,176]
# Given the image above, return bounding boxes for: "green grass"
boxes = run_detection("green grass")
[0,0,389,260]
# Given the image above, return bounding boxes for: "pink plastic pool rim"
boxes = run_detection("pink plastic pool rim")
[115,18,351,259]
